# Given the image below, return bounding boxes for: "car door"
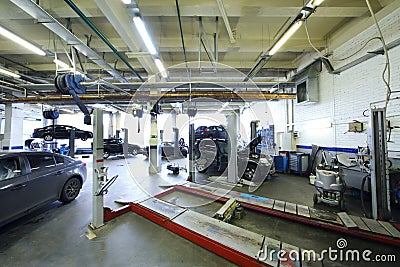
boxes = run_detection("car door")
[109,139,121,154]
[25,153,63,205]
[53,126,66,139]
[0,156,30,225]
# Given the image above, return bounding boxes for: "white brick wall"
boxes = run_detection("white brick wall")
[270,7,400,158]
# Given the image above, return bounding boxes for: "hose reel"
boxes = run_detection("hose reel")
[132,106,143,133]
[43,109,59,120]
[54,73,91,125]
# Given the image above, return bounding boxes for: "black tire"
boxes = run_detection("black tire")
[339,198,345,211]
[131,148,138,156]
[242,163,256,181]
[44,134,53,141]
[80,135,88,141]
[313,193,319,204]
[104,151,110,159]
[59,177,82,203]
[181,148,188,158]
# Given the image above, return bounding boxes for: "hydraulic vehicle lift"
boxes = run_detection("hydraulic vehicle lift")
[100,182,399,266]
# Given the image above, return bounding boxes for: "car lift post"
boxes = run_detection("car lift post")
[91,108,105,229]
[250,120,259,154]
[188,123,195,182]
[122,128,128,158]
[149,102,161,174]
[369,108,391,220]
[227,111,238,183]
[68,127,75,158]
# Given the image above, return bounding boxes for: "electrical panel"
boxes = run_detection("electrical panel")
[348,122,364,133]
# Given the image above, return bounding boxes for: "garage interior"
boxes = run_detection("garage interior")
[1,0,400,266]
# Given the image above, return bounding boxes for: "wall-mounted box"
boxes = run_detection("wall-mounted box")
[295,62,320,105]
[348,122,364,132]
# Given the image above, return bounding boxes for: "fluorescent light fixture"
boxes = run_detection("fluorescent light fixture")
[154,58,167,78]
[0,66,20,79]
[133,16,157,55]
[121,0,131,4]
[0,25,46,56]
[53,59,70,69]
[269,20,303,56]
[312,0,324,6]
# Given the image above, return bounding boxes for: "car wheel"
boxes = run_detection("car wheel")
[197,166,208,173]
[242,163,257,181]
[131,148,138,156]
[59,177,82,203]
[81,135,88,141]
[44,134,53,141]
[104,151,110,159]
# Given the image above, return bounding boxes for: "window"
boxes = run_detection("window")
[27,155,55,171]
[0,157,21,180]
[55,155,64,165]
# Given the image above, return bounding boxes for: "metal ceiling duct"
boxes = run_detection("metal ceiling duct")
[10,0,127,83]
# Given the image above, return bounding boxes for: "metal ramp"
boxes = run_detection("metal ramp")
[176,183,400,247]
[131,197,323,267]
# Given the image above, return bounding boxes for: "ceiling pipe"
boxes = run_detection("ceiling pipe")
[21,81,295,92]
[0,91,296,104]
[10,0,127,83]
[215,0,235,44]
[63,0,144,82]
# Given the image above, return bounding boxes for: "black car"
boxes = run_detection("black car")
[0,151,87,227]
[195,125,227,140]
[194,136,274,181]
[103,138,142,159]
[144,139,188,158]
[32,125,93,141]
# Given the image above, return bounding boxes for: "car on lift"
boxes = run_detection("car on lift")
[32,125,93,141]
[194,136,274,181]
[103,138,142,159]
[0,151,87,227]
[195,125,227,140]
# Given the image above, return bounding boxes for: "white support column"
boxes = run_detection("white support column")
[115,111,122,138]
[109,112,115,138]
[149,107,161,174]
[226,111,239,184]
[122,128,129,158]
[91,109,104,229]
[3,103,24,150]
[171,110,180,158]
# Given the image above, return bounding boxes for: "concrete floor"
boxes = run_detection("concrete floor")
[0,154,399,266]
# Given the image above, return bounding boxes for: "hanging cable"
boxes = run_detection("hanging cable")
[304,20,328,59]
[333,37,381,61]
[365,0,391,110]
[175,0,190,86]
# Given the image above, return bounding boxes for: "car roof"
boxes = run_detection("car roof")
[0,150,57,157]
